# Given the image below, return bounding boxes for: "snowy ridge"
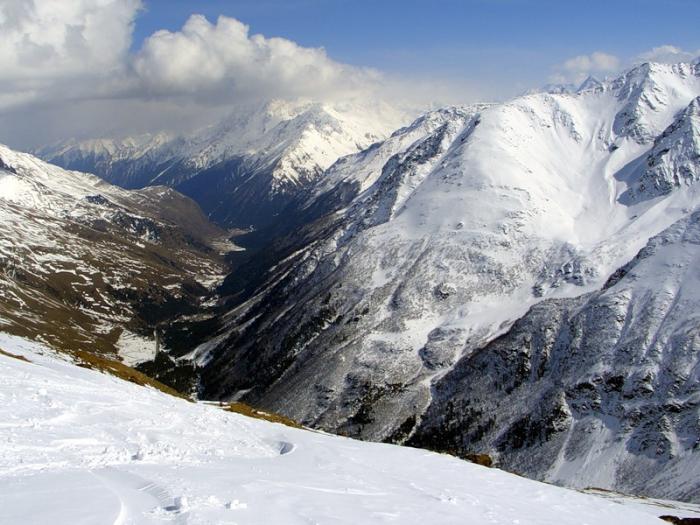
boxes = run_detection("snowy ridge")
[39,99,409,227]
[0,333,679,525]
[180,99,402,186]
[622,96,700,202]
[612,61,700,143]
[195,60,700,500]
[44,132,178,164]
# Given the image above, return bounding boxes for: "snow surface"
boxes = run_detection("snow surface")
[0,332,674,525]
[583,489,700,520]
[116,330,158,367]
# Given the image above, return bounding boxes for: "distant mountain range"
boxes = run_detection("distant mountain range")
[38,99,407,229]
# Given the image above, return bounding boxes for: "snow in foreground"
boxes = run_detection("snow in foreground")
[0,333,689,525]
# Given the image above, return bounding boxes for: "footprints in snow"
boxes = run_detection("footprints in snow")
[149,494,247,519]
[277,440,296,455]
[263,439,296,456]
[92,468,247,524]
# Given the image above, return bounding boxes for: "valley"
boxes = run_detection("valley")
[2,56,700,513]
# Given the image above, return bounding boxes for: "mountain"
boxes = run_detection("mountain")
[410,210,700,502]
[525,82,576,95]
[191,61,700,500]
[0,332,683,525]
[0,144,231,375]
[39,99,407,229]
[577,75,604,92]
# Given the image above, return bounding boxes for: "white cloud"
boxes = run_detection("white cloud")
[0,2,401,147]
[0,3,384,112]
[0,0,140,84]
[549,51,621,86]
[635,45,700,65]
[132,14,381,103]
[1,1,698,150]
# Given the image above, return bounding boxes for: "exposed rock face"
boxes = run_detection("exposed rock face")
[192,61,700,501]
[612,62,700,144]
[411,210,700,502]
[621,96,700,203]
[15,59,700,502]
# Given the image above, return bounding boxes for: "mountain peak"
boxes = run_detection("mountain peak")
[610,60,700,143]
[37,98,410,228]
[525,82,575,96]
[577,75,603,92]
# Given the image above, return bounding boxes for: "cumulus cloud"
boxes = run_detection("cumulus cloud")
[0,1,399,147]
[0,2,384,114]
[0,0,140,88]
[132,15,381,102]
[549,51,621,86]
[635,45,700,65]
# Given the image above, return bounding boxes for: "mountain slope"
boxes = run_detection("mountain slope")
[0,144,231,368]
[410,210,700,501]
[39,99,407,228]
[0,332,676,525]
[193,61,700,500]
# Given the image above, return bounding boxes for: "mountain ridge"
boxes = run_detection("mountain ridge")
[5,59,700,503]
[189,60,700,501]
[38,99,409,228]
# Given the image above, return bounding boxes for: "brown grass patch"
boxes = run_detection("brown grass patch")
[464,453,494,467]
[71,349,190,401]
[0,348,31,363]
[222,401,303,429]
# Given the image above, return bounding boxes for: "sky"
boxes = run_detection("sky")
[132,0,700,90]
[0,0,698,149]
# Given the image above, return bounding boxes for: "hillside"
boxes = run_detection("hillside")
[39,99,407,228]
[0,144,231,371]
[0,332,687,525]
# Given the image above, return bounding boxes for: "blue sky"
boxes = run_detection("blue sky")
[133,0,700,91]
[2,0,699,148]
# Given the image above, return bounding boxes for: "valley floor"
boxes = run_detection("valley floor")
[1,332,698,525]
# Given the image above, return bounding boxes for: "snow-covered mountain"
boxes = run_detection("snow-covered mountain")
[37,132,184,190]
[1,332,689,525]
[192,60,700,500]
[0,144,231,369]
[524,75,603,96]
[39,99,407,228]
[411,210,700,501]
